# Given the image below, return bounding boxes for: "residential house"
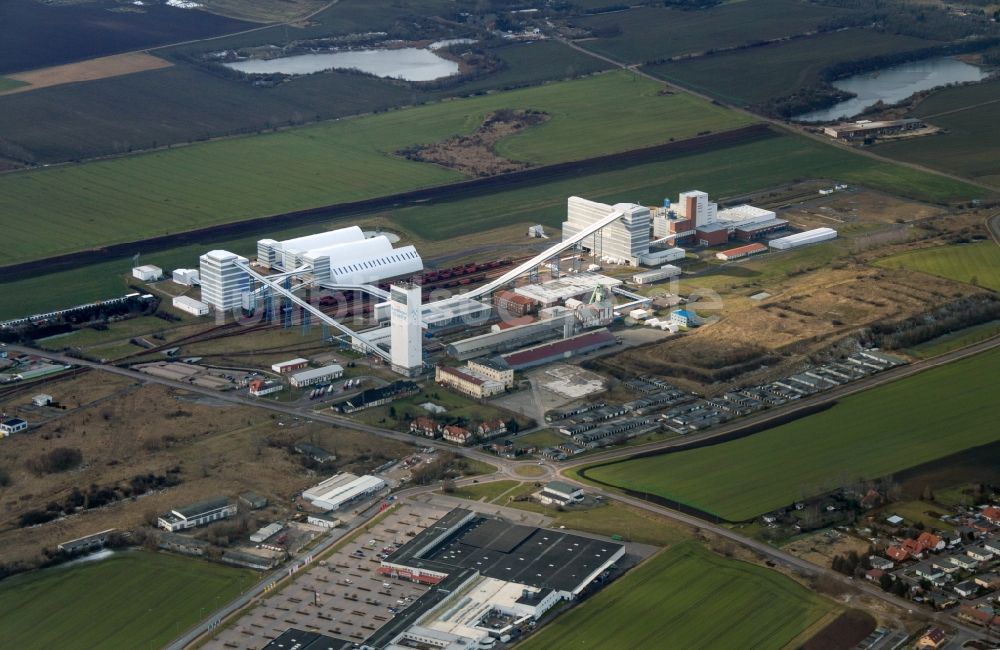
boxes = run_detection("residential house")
[915,628,946,649]
[958,604,1000,627]
[865,568,886,582]
[475,419,507,440]
[974,572,1000,590]
[442,425,473,446]
[981,506,1000,526]
[409,417,441,438]
[954,580,980,598]
[947,554,979,571]
[886,546,910,563]
[982,537,1000,556]
[967,545,994,563]
[869,556,894,571]
[917,532,945,552]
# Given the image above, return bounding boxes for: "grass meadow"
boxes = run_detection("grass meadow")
[574,0,853,63]
[875,241,1000,292]
[518,541,832,650]
[583,346,1000,521]
[0,551,256,649]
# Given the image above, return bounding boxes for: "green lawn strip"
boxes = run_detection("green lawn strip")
[907,320,1000,359]
[517,541,832,650]
[449,480,520,502]
[874,241,1000,292]
[584,346,1000,521]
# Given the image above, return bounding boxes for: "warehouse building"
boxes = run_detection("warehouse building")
[562,197,650,265]
[272,358,309,374]
[639,247,685,266]
[172,295,209,317]
[302,473,386,511]
[823,118,924,140]
[695,222,730,246]
[132,265,163,282]
[501,328,616,370]
[733,218,788,241]
[257,226,423,286]
[447,312,574,361]
[769,228,838,250]
[379,508,624,599]
[157,496,236,532]
[716,243,768,261]
[538,481,584,506]
[335,381,419,413]
[199,250,250,311]
[632,264,681,286]
[289,364,344,388]
[716,204,775,225]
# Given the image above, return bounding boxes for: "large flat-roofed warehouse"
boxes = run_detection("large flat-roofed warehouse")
[379,508,624,598]
[823,118,924,140]
[302,473,386,511]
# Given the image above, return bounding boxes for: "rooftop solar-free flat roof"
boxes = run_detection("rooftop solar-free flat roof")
[422,517,623,594]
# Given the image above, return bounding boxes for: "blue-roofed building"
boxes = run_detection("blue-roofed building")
[670,309,701,328]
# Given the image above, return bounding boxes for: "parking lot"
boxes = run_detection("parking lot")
[205,501,454,649]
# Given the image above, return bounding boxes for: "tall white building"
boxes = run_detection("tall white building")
[199,250,250,311]
[676,190,717,227]
[390,283,423,376]
[562,197,650,265]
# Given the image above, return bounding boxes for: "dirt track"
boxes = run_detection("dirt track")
[0,124,775,282]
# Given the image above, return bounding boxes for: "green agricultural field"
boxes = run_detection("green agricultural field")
[0,70,751,266]
[876,80,1000,186]
[0,40,611,164]
[518,541,832,650]
[0,551,256,649]
[573,0,853,64]
[875,241,1000,292]
[0,130,983,320]
[583,346,1000,521]
[644,29,935,107]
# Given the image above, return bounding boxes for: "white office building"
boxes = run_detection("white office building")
[199,250,250,311]
[390,283,423,376]
[562,197,650,265]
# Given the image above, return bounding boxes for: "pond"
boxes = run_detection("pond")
[794,56,988,122]
[223,47,460,81]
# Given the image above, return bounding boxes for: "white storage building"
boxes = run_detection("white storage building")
[289,364,344,387]
[172,296,209,316]
[639,247,686,266]
[302,473,386,510]
[769,228,838,250]
[271,358,309,374]
[632,264,681,286]
[132,265,163,282]
[257,226,423,285]
[172,268,200,286]
[716,204,776,225]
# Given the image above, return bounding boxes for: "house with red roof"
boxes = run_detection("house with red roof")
[442,425,473,445]
[917,532,945,552]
